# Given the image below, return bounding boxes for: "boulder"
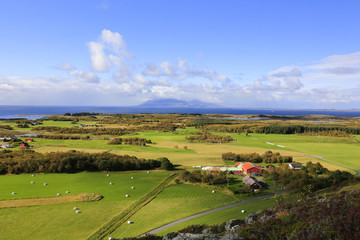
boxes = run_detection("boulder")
[163,232,218,240]
[225,219,244,231]
[245,211,261,224]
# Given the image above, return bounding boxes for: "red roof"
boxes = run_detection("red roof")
[241,162,257,171]
[235,162,242,166]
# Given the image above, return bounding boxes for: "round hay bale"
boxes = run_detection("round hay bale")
[57,193,60,196]
[125,194,129,197]
[74,207,78,210]
[127,220,132,224]
[241,210,246,213]
[65,190,69,193]
[107,174,110,177]
[31,181,34,184]
[147,171,150,173]
[131,176,134,179]
[31,174,35,177]
[109,182,113,185]
[212,190,215,193]
[12,192,16,195]
[109,237,112,240]
[43,183,47,186]
[75,210,79,213]
[131,186,135,189]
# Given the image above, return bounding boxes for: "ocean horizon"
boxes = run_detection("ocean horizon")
[1,105,360,119]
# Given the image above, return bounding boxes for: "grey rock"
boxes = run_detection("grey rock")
[245,212,259,224]
[225,219,244,231]
[202,228,213,234]
[163,232,218,240]
[220,233,246,240]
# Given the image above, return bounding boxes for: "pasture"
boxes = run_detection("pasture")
[158,197,278,235]
[108,184,236,238]
[30,129,359,174]
[0,171,172,240]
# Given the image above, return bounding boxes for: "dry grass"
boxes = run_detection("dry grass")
[0,193,102,209]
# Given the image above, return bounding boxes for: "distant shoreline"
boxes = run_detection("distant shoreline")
[1,105,360,119]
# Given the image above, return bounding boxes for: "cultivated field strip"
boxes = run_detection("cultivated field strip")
[0,193,99,208]
[87,173,178,240]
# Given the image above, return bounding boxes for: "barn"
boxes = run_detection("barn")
[238,162,262,174]
[243,175,262,190]
[20,143,29,150]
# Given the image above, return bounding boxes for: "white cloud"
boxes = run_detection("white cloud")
[142,59,231,85]
[88,29,131,73]
[133,74,150,85]
[69,70,99,83]
[307,51,360,70]
[55,62,75,71]
[3,29,360,109]
[160,61,175,76]
[88,42,111,72]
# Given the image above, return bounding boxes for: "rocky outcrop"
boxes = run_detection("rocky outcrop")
[162,219,247,240]
[163,232,247,240]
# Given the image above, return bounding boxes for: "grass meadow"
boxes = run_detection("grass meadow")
[108,184,236,238]
[0,171,172,240]
[158,197,278,236]
[27,128,359,173]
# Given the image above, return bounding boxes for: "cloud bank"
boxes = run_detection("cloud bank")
[1,29,360,109]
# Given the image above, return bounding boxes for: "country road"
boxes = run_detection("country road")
[308,154,360,177]
[141,191,284,236]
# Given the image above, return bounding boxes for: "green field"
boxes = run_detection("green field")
[158,197,277,235]
[324,156,360,170]
[25,131,359,174]
[32,138,194,153]
[0,171,172,240]
[109,184,236,238]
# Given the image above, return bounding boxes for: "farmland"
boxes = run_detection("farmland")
[0,171,172,239]
[0,113,359,239]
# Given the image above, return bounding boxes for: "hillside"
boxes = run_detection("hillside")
[132,182,360,240]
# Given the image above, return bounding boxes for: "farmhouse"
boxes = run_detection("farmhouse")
[20,143,30,149]
[289,162,303,170]
[243,175,262,190]
[236,162,262,174]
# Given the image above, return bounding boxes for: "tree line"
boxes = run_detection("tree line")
[33,126,128,135]
[107,137,152,146]
[222,151,293,163]
[204,123,360,135]
[178,170,228,185]
[263,162,354,193]
[0,125,13,130]
[186,133,234,143]
[37,134,88,140]
[0,150,173,174]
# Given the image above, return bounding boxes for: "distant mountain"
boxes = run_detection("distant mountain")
[138,99,220,108]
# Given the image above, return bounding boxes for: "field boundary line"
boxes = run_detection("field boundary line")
[87,172,178,240]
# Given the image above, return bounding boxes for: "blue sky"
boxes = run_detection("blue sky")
[1,0,360,109]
